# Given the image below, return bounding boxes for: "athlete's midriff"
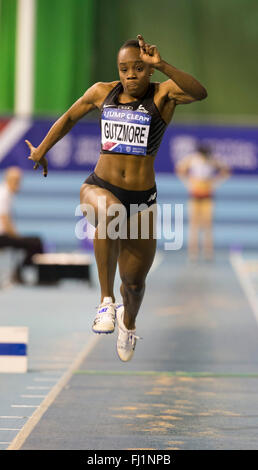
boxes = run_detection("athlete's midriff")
[189,178,213,197]
[94,153,156,191]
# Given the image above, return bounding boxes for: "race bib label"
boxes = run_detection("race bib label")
[101,108,151,155]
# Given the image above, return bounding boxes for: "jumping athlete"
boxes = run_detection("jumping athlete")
[25,35,207,361]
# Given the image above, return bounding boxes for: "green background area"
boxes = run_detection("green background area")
[0,0,17,113]
[34,0,95,115]
[1,0,258,119]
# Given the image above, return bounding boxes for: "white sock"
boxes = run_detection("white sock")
[102,296,113,304]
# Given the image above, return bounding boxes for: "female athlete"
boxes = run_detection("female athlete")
[25,35,207,361]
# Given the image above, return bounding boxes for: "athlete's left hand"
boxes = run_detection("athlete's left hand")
[137,35,162,67]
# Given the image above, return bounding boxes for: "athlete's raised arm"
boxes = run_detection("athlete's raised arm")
[137,34,207,105]
[25,82,107,177]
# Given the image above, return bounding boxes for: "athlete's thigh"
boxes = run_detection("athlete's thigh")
[200,199,213,227]
[80,183,124,227]
[188,199,201,225]
[118,210,156,282]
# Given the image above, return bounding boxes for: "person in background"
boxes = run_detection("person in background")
[0,166,44,284]
[176,144,230,261]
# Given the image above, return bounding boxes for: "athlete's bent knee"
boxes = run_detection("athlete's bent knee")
[122,279,145,297]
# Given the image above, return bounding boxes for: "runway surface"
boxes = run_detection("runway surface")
[1,250,258,450]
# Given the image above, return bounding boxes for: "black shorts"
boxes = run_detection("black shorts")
[84,172,157,217]
[190,194,213,201]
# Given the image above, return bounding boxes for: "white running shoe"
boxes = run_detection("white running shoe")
[92,297,116,334]
[116,304,141,362]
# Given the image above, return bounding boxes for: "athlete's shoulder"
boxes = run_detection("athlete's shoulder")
[152,80,173,99]
[152,80,169,91]
[154,79,178,95]
[176,154,196,167]
[156,79,197,105]
[152,81,162,92]
[93,80,119,91]
[82,81,119,108]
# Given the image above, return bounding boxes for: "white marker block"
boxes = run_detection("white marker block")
[0,327,28,373]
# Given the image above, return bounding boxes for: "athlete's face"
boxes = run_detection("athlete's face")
[117,47,151,97]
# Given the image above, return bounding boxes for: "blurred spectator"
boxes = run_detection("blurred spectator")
[0,166,44,283]
[176,144,231,261]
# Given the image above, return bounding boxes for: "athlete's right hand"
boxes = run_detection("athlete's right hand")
[25,139,48,177]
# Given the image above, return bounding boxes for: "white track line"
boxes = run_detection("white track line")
[33,378,59,382]
[26,387,51,390]
[0,416,25,419]
[7,333,100,450]
[20,395,47,398]
[0,428,22,431]
[230,252,258,326]
[11,405,39,408]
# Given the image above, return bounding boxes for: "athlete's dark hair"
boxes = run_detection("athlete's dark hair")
[197,143,212,158]
[118,39,140,57]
